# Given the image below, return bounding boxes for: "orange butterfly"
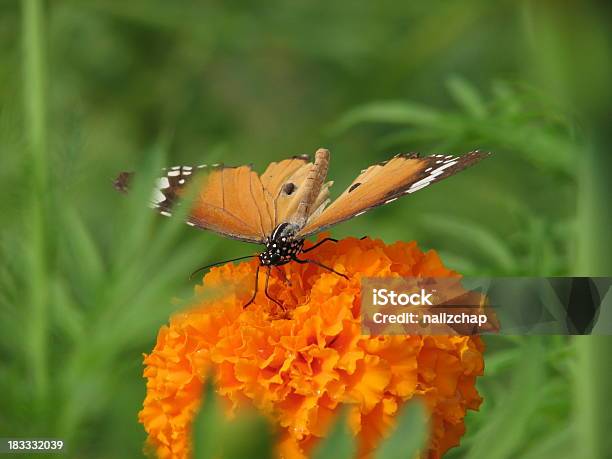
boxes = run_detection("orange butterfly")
[115,148,490,307]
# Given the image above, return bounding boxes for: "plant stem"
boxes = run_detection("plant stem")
[521,3,612,457]
[22,0,49,404]
[574,142,612,459]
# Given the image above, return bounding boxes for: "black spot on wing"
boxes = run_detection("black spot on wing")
[282,182,296,195]
[348,182,361,193]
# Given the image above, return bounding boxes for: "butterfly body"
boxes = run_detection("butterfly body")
[115,147,490,308]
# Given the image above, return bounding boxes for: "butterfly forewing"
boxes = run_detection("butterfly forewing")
[150,165,196,214]
[297,151,490,238]
[125,164,273,243]
[189,165,273,243]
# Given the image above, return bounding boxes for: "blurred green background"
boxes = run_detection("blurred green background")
[1,0,612,458]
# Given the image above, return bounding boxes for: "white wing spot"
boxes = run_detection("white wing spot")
[425,167,432,172]
[409,176,436,189]
[183,170,192,176]
[160,210,172,217]
[168,170,180,177]
[157,177,170,189]
[385,197,398,204]
[432,160,458,173]
[197,164,207,169]
[171,166,181,170]
[152,189,166,204]
[179,179,185,185]
[355,211,367,216]
[186,222,195,226]
[408,182,430,193]
[183,166,192,171]
[436,160,443,164]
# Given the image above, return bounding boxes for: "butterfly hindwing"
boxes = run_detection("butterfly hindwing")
[297,151,490,238]
[260,152,332,228]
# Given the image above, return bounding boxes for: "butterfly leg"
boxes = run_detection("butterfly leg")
[264,266,286,310]
[302,237,338,253]
[243,264,261,308]
[303,237,368,254]
[292,256,348,279]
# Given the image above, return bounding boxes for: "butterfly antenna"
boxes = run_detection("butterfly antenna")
[189,255,256,279]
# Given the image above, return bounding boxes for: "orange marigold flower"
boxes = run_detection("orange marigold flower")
[139,236,485,459]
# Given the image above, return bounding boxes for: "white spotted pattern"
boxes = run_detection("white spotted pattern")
[152,189,165,204]
[407,156,459,193]
[157,177,170,189]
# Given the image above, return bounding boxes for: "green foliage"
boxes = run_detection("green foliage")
[375,401,427,459]
[1,0,611,458]
[312,409,356,459]
[193,381,274,459]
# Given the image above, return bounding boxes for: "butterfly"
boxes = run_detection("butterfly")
[114,148,490,308]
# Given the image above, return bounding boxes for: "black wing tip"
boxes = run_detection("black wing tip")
[397,152,421,159]
[113,171,134,193]
[469,149,492,157]
[393,150,492,161]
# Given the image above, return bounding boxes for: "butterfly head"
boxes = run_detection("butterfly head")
[259,223,304,266]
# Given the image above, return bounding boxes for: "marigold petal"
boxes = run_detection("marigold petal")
[139,235,485,459]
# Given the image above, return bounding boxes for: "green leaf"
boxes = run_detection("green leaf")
[193,380,225,459]
[519,424,575,459]
[464,338,545,459]
[219,411,274,459]
[376,399,427,459]
[332,101,443,133]
[193,380,274,459]
[50,279,84,342]
[61,208,105,293]
[312,408,357,459]
[420,214,518,273]
[447,77,487,118]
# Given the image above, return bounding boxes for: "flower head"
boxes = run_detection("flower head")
[139,236,484,458]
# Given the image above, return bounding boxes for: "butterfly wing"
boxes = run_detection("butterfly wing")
[297,151,490,238]
[120,164,274,243]
[260,151,333,228]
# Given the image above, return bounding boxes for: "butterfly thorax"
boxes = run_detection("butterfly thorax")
[259,223,304,266]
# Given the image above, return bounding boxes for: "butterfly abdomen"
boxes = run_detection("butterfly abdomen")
[291,148,330,228]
